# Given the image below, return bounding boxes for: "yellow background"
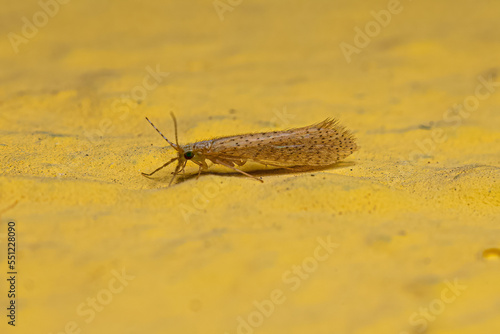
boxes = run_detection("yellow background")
[1,0,499,333]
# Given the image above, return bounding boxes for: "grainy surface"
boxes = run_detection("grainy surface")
[1,1,499,334]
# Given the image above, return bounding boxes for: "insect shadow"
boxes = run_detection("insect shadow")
[151,161,356,185]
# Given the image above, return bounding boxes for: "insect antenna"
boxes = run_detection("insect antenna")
[169,112,180,148]
[144,117,180,151]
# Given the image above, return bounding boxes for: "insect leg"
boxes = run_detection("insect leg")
[252,159,295,170]
[168,160,185,186]
[142,157,178,178]
[215,159,264,183]
[187,160,205,180]
[235,159,247,166]
[181,160,188,178]
[197,160,209,179]
[193,162,203,179]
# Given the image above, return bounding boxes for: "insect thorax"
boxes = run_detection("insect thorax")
[187,140,212,152]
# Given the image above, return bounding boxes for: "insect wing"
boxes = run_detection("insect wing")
[204,119,357,166]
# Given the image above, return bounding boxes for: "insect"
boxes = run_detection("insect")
[142,113,358,185]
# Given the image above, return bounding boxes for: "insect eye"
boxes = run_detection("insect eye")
[184,151,194,159]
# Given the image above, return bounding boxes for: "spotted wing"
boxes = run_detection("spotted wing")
[205,118,358,166]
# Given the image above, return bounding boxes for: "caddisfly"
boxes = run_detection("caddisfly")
[142,113,358,185]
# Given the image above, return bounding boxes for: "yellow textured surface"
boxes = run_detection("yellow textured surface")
[1,1,499,333]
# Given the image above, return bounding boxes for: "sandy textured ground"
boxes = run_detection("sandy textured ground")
[1,0,499,333]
